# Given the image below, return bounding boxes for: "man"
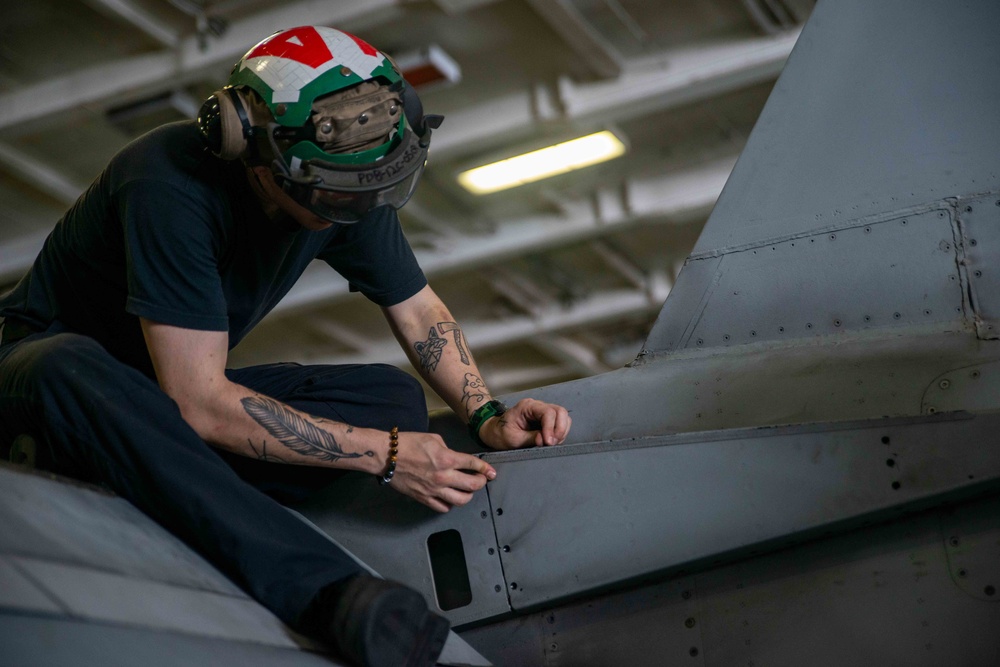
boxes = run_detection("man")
[0,26,571,667]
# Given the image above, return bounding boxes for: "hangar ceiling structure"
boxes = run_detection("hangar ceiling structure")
[0,0,813,407]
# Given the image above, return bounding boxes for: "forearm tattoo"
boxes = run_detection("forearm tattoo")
[413,322,471,372]
[437,321,470,365]
[247,438,286,463]
[414,327,448,371]
[241,396,374,462]
[462,373,490,414]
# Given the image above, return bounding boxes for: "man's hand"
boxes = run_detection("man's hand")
[480,398,572,450]
[392,432,497,513]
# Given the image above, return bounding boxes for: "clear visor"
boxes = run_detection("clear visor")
[304,171,423,223]
[272,127,428,224]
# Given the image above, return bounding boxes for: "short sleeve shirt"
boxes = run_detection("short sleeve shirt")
[0,121,427,377]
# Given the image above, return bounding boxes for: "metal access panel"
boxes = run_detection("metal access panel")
[647,206,966,352]
[460,493,1000,666]
[293,470,511,626]
[482,412,1000,612]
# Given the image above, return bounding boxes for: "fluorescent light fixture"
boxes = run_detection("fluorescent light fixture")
[458,130,626,195]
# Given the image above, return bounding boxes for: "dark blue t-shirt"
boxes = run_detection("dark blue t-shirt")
[0,121,427,377]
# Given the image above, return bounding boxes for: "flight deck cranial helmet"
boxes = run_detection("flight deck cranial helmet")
[197,26,443,223]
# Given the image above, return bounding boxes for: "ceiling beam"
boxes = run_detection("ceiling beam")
[485,269,554,318]
[0,147,727,301]
[0,143,87,207]
[272,154,734,316]
[299,286,665,368]
[524,0,623,79]
[534,335,613,377]
[432,29,800,160]
[486,364,572,394]
[0,0,404,132]
[0,25,796,165]
[83,0,180,47]
[589,239,647,290]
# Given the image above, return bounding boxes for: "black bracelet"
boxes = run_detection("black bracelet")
[377,426,399,485]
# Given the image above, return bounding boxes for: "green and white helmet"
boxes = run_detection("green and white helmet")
[206,26,442,223]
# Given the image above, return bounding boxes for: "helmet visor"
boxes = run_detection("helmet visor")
[304,173,422,223]
[274,127,427,224]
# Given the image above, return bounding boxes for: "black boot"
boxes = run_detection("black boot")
[302,574,450,667]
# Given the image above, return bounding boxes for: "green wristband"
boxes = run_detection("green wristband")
[468,399,507,445]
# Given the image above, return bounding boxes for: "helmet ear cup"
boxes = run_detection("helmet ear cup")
[197,88,253,160]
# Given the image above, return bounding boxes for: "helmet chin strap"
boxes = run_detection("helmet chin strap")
[226,87,261,163]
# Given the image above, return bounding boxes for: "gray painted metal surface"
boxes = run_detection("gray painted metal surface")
[294,468,511,627]
[296,411,1000,629]
[0,466,319,651]
[0,465,489,666]
[688,0,1000,256]
[637,0,1000,360]
[461,493,1000,666]
[482,412,1000,611]
[0,465,242,596]
[647,205,965,352]
[500,329,1000,445]
[0,615,342,667]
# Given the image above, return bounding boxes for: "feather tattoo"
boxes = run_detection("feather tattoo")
[241,396,370,462]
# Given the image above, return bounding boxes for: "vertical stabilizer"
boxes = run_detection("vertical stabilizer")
[643,0,1000,355]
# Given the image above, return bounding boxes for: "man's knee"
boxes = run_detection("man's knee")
[4,333,132,401]
[375,365,428,432]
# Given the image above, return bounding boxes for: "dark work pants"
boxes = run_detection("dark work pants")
[0,329,428,628]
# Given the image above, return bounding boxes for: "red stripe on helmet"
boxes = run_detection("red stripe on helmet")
[246,26,333,69]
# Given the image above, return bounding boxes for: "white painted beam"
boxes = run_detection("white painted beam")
[487,364,571,393]
[589,239,646,290]
[299,287,663,368]
[0,0,403,131]
[0,144,86,207]
[308,320,374,353]
[485,269,551,318]
[524,0,623,78]
[273,155,734,316]
[534,335,612,377]
[84,0,180,47]
[432,30,800,160]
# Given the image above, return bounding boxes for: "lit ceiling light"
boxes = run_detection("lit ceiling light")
[457,130,626,195]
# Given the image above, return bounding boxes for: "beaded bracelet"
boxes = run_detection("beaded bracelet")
[378,426,399,485]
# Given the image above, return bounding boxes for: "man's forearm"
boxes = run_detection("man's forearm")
[141,318,394,473]
[384,285,572,451]
[193,384,388,473]
[403,317,495,422]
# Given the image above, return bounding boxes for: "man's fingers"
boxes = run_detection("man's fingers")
[445,468,489,492]
[544,406,570,444]
[429,500,450,513]
[438,487,475,508]
[539,409,558,445]
[453,451,496,480]
[556,410,572,442]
